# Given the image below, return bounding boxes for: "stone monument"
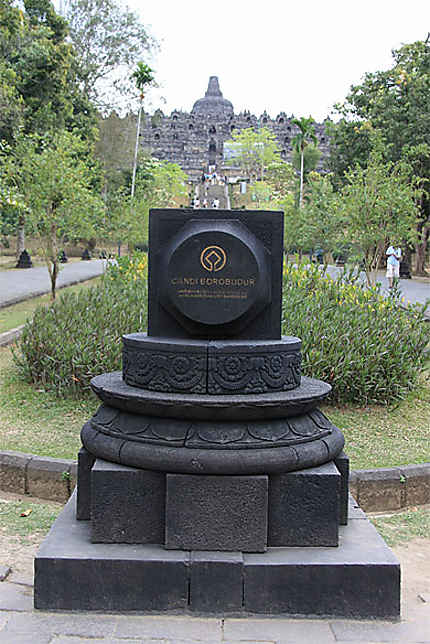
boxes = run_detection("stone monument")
[16,249,33,268]
[34,209,400,617]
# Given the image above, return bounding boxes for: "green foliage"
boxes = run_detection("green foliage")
[295,172,341,258]
[292,143,321,178]
[107,156,187,247]
[339,136,420,284]
[64,0,156,111]
[131,62,154,94]
[328,38,430,274]
[282,262,430,404]
[13,254,148,396]
[225,126,281,182]
[0,130,104,296]
[0,0,96,141]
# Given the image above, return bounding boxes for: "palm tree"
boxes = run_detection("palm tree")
[292,117,317,208]
[130,63,154,198]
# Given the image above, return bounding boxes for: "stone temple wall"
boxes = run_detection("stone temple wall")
[109,77,331,182]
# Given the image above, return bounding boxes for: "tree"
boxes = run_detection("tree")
[63,0,156,111]
[130,62,154,198]
[0,131,104,298]
[338,140,420,285]
[298,173,341,262]
[328,38,430,274]
[291,116,318,208]
[292,144,321,184]
[225,127,281,182]
[0,0,98,256]
[107,156,187,250]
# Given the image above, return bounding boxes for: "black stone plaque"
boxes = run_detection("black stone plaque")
[148,209,283,340]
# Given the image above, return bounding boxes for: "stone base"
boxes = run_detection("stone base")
[80,457,342,549]
[34,492,400,618]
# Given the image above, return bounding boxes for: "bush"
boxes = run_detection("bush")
[13,254,147,397]
[13,255,430,405]
[282,263,430,404]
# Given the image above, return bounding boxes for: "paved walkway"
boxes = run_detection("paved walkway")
[0,578,429,643]
[0,260,106,308]
[326,266,430,318]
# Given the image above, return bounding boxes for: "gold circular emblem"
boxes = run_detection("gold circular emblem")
[200,245,227,272]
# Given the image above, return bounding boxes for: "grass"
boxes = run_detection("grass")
[0,276,101,334]
[0,497,62,542]
[323,369,430,470]
[371,506,430,546]
[0,346,97,458]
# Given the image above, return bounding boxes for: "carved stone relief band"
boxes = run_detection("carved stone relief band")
[122,333,302,395]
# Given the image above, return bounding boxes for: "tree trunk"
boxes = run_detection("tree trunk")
[16,215,25,260]
[299,149,304,208]
[50,260,59,300]
[414,226,429,276]
[131,99,143,198]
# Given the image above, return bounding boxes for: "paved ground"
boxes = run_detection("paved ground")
[0,260,106,308]
[0,511,429,644]
[0,575,429,643]
[326,266,430,318]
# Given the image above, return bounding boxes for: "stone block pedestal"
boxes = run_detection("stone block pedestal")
[78,456,343,549]
[34,491,400,618]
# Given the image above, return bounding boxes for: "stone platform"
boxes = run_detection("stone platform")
[34,492,400,618]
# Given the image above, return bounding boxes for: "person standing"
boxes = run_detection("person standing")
[386,243,402,289]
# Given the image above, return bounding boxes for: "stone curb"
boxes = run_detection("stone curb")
[0,449,428,511]
[0,325,24,347]
[0,451,76,503]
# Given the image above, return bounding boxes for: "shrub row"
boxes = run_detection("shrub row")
[13,257,430,404]
[13,254,147,397]
[282,263,430,404]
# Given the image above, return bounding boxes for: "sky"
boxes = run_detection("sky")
[126,0,429,121]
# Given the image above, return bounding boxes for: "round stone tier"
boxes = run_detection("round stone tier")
[91,371,330,422]
[81,404,344,475]
[122,334,302,395]
[86,372,341,474]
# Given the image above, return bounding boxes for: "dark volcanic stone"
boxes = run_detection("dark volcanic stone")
[90,371,331,421]
[189,551,243,612]
[81,417,344,475]
[122,334,302,395]
[165,474,268,552]
[76,447,95,521]
[35,493,189,612]
[34,491,400,617]
[148,209,283,340]
[268,462,340,546]
[16,249,32,268]
[243,517,400,618]
[334,451,350,525]
[122,335,207,393]
[90,459,165,544]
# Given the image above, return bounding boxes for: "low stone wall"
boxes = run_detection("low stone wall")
[0,325,24,347]
[0,451,76,503]
[0,449,429,512]
[350,464,430,512]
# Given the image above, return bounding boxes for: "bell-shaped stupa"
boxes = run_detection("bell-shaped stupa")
[192,75,234,118]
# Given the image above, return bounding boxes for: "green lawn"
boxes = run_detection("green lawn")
[0,347,97,458]
[371,507,430,546]
[324,370,430,469]
[0,276,101,334]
